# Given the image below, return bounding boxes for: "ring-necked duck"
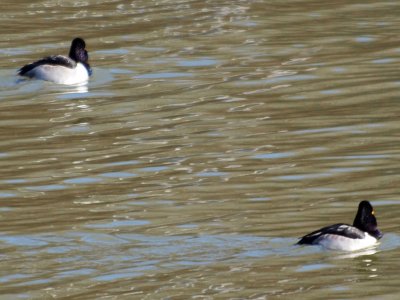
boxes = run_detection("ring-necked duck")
[18,37,92,85]
[297,200,383,251]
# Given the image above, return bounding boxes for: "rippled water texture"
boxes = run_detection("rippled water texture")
[1,0,400,298]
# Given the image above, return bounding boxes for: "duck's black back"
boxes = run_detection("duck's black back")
[18,55,76,76]
[297,223,365,245]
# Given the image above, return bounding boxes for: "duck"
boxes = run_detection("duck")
[18,37,92,85]
[297,200,383,251]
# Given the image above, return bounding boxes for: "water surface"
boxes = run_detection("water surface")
[1,0,400,298]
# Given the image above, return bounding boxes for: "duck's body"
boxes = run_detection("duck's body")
[297,201,382,251]
[18,38,91,85]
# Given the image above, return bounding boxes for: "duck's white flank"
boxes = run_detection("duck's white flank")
[316,232,378,251]
[24,62,89,85]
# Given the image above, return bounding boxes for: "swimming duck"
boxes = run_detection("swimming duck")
[18,37,92,85]
[297,200,383,251]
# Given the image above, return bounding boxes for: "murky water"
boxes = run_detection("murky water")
[1,0,400,298]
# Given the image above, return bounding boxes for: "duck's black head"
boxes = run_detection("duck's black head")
[353,200,383,239]
[69,37,92,75]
